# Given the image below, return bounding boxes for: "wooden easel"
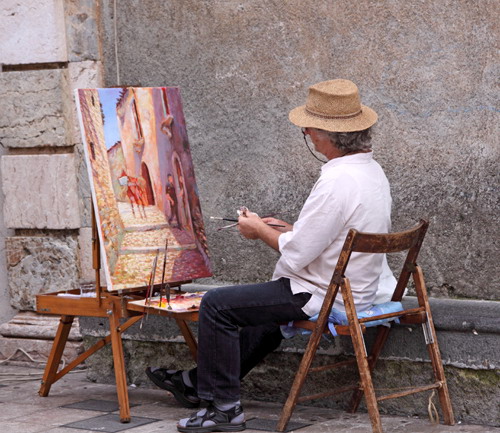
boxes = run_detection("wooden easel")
[36,209,199,422]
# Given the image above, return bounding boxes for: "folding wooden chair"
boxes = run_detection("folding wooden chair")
[277,219,454,433]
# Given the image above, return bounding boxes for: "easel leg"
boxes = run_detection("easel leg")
[175,319,198,361]
[109,307,131,423]
[39,315,74,397]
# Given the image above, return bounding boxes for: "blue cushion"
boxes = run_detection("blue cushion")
[281,301,404,338]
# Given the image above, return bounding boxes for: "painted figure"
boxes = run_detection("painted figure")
[119,170,147,218]
[165,173,180,228]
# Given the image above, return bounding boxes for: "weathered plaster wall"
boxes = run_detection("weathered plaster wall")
[100,0,499,300]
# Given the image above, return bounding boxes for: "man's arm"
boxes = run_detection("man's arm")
[238,212,283,251]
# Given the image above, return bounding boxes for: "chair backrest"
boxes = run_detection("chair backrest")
[329,219,429,303]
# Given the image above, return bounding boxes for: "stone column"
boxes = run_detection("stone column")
[0,0,103,363]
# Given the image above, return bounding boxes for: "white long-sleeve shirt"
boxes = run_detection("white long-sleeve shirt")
[272,151,394,316]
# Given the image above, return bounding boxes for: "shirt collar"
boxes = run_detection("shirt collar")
[321,151,373,173]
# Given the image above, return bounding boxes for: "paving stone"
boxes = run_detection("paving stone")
[0,68,74,148]
[0,420,47,433]
[5,234,79,310]
[62,413,159,432]
[0,0,67,65]
[246,417,310,432]
[62,399,138,412]
[1,154,81,229]
[0,364,497,432]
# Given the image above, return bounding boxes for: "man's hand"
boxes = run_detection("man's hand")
[238,211,264,240]
[237,209,283,251]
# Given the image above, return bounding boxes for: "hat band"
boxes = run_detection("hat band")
[305,107,362,120]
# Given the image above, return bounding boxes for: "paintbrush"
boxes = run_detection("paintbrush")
[140,252,159,329]
[216,220,287,231]
[160,238,172,310]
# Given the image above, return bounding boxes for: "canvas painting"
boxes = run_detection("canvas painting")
[75,87,212,292]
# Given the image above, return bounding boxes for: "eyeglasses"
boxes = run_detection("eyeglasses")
[301,128,327,163]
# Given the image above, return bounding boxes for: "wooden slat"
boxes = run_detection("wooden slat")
[37,293,110,317]
[291,320,366,336]
[399,311,427,324]
[350,221,426,254]
[358,307,425,324]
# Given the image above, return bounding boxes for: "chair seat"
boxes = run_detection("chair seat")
[283,301,405,337]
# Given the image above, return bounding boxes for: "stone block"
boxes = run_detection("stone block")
[0,68,74,148]
[78,227,106,283]
[0,336,83,367]
[68,61,103,228]
[68,61,104,145]
[64,0,100,61]
[1,154,81,229]
[0,311,81,341]
[78,227,94,283]
[0,0,68,65]
[5,235,79,310]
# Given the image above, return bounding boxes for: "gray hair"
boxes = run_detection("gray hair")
[324,128,373,152]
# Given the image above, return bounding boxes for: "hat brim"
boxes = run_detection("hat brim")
[289,104,377,132]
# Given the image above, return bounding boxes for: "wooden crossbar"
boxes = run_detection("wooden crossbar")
[52,315,142,383]
[377,382,443,402]
[358,307,425,324]
[309,358,362,373]
[298,384,360,403]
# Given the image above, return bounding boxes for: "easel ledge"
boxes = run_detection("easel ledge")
[35,207,199,423]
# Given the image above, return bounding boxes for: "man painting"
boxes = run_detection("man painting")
[147,79,395,433]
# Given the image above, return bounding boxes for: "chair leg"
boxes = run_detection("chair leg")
[427,338,455,425]
[349,325,391,413]
[276,328,324,432]
[342,280,384,433]
[415,267,454,425]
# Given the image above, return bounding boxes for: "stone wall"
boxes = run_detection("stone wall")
[99,0,499,300]
[0,0,103,315]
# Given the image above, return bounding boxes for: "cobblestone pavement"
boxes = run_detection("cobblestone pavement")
[110,203,209,291]
[0,365,498,433]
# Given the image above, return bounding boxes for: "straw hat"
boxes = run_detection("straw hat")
[289,79,377,132]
